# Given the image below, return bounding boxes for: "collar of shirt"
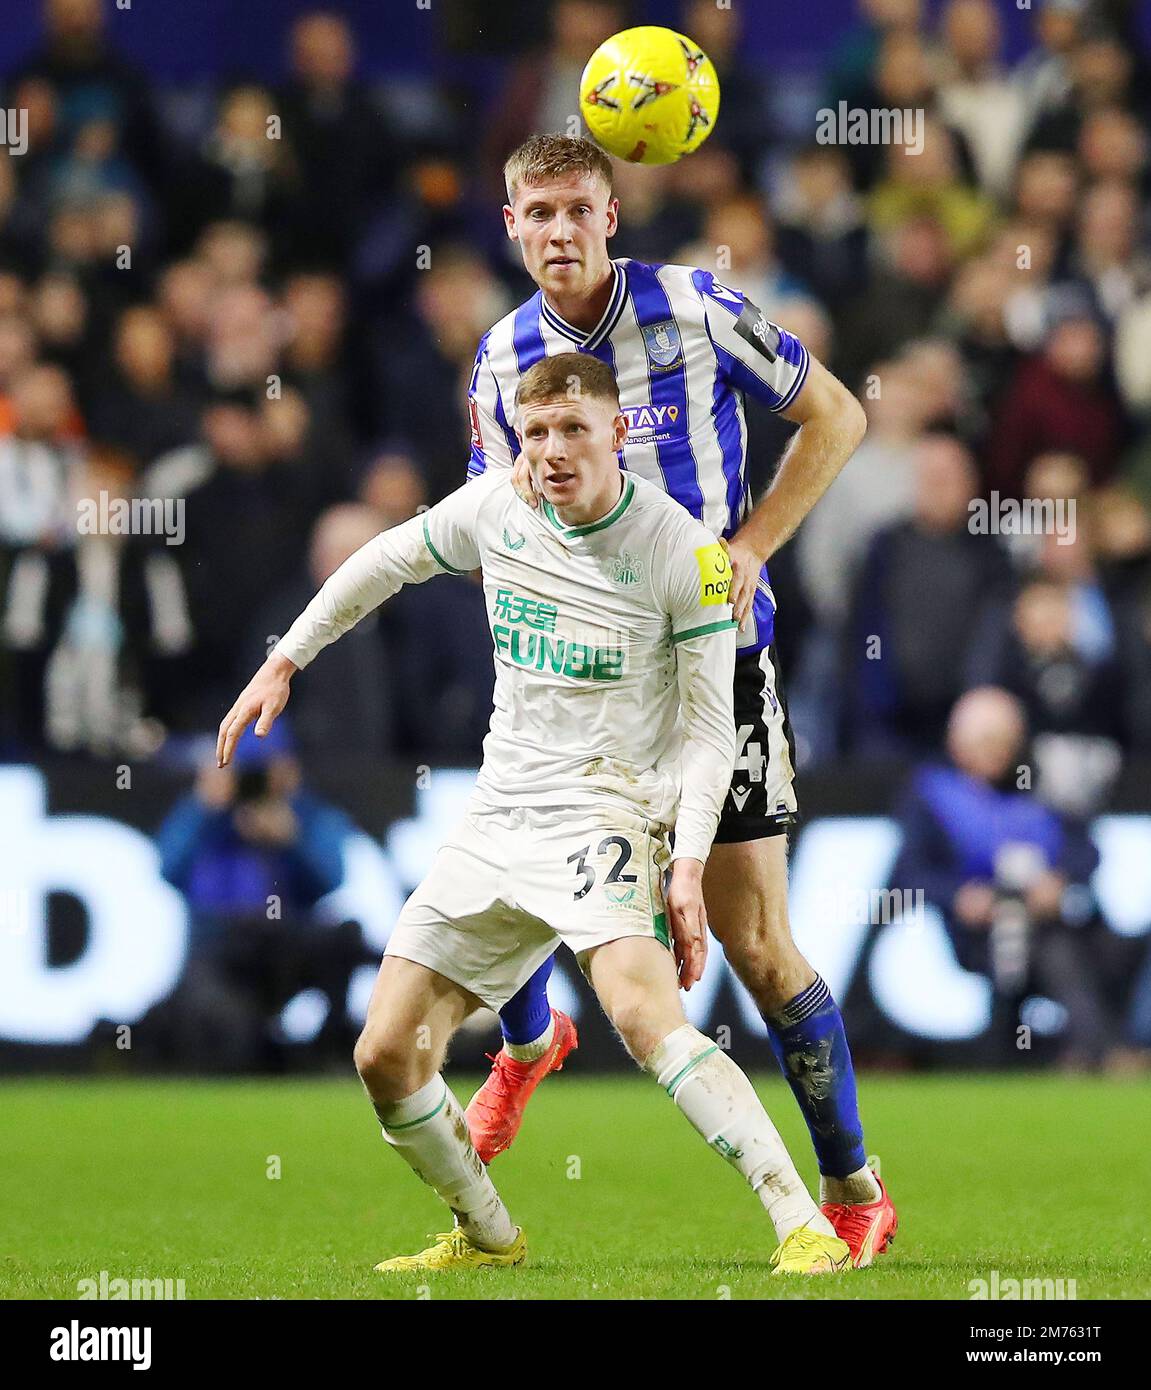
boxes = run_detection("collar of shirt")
[539,260,629,351]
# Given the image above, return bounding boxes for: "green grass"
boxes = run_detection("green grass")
[2,1074,1148,1300]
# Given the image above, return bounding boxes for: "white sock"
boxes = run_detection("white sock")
[645,1024,835,1242]
[505,1013,555,1062]
[376,1075,517,1251]
[821,1166,881,1206]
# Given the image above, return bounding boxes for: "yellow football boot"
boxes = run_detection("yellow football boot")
[769,1224,852,1275]
[374,1225,527,1273]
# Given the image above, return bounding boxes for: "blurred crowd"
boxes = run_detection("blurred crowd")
[3,0,1149,1068]
[0,0,1149,782]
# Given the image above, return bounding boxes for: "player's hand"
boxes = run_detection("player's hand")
[666,857,708,990]
[511,451,540,508]
[216,652,297,768]
[720,534,764,629]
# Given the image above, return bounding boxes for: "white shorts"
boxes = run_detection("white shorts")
[385,801,673,1011]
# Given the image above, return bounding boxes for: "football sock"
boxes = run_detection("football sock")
[499,956,554,1047]
[506,1013,555,1062]
[645,1024,834,1242]
[375,1074,517,1251]
[821,1166,882,1205]
[764,975,869,1181]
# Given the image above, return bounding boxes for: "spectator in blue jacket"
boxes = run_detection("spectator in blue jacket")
[888,685,1121,1068]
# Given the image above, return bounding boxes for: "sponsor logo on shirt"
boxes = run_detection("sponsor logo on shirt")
[621,403,681,438]
[733,299,781,362]
[694,542,732,605]
[491,588,627,682]
[605,882,639,909]
[493,627,627,682]
[493,588,555,629]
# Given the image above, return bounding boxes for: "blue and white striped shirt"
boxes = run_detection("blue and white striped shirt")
[465,258,810,652]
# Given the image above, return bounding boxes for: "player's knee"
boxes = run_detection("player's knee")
[352,1029,383,1082]
[608,992,669,1064]
[354,1027,417,1096]
[730,934,812,1011]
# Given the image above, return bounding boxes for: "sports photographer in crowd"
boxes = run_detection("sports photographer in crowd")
[155,721,366,1070]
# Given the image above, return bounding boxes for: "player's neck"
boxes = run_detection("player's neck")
[542,263,615,334]
[552,469,624,529]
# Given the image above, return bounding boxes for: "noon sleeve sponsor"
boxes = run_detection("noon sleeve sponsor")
[694,541,733,606]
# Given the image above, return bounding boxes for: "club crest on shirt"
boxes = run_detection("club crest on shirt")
[609,551,645,586]
[642,319,684,371]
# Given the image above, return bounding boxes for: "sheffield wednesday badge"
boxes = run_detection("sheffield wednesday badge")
[642,319,684,371]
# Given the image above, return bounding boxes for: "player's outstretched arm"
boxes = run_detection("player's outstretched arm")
[218,482,486,766]
[217,650,297,767]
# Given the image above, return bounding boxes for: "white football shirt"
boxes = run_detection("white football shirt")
[275,470,738,861]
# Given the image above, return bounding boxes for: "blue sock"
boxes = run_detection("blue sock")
[499,956,553,1045]
[764,975,867,1179]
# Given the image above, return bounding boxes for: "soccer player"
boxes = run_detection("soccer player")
[217,353,851,1275]
[463,135,896,1266]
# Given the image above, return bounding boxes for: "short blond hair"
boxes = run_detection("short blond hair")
[504,134,613,203]
[515,352,620,415]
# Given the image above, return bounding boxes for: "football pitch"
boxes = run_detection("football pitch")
[3,1074,1148,1301]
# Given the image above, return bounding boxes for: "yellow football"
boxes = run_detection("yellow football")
[579,25,721,165]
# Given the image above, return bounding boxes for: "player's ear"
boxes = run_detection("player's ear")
[605,197,619,239]
[503,204,518,241]
[612,411,628,450]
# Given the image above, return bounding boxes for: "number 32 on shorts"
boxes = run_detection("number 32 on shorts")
[566,836,638,902]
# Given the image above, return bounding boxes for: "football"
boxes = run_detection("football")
[579,25,721,165]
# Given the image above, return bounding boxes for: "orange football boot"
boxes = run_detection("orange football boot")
[820,1172,898,1268]
[465,1009,578,1163]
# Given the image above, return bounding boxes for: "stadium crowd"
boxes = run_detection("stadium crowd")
[2,0,1150,767]
[2,0,1151,1063]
